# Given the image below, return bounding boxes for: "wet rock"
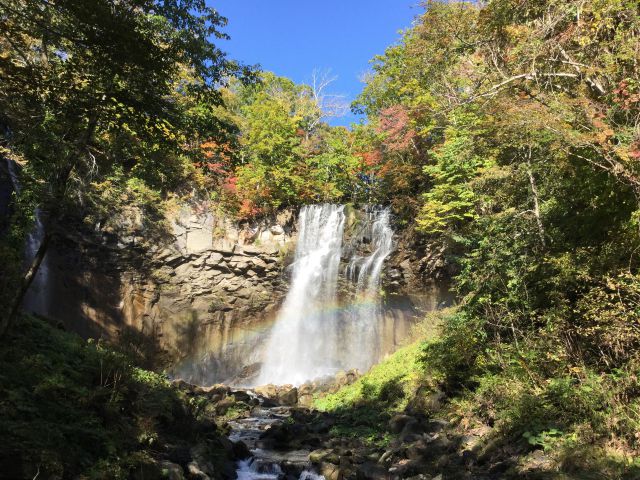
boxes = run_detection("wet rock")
[278,386,298,406]
[259,423,294,449]
[232,441,251,460]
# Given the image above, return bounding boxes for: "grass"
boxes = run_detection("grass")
[313,342,429,447]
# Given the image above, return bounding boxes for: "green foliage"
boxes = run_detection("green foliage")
[0,315,209,478]
[211,72,367,217]
[314,343,426,446]
[417,112,491,235]
[351,0,640,467]
[0,0,253,319]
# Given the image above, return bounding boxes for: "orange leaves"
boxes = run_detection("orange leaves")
[238,198,261,219]
[613,80,640,112]
[194,139,235,174]
[222,175,238,194]
[591,114,616,145]
[376,105,416,154]
[357,150,383,169]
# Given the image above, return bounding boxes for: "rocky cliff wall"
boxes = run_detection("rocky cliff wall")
[30,202,452,385]
[41,204,296,381]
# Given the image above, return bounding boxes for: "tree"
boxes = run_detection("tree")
[0,0,249,332]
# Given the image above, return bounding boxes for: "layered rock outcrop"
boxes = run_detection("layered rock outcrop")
[42,204,296,382]
[29,200,451,386]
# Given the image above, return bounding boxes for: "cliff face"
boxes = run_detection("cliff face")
[39,204,296,382]
[30,202,451,385]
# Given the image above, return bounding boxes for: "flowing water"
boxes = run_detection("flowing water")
[257,205,346,386]
[5,158,51,316]
[342,207,394,373]
[257,205,395,386]
[229,401,324,480]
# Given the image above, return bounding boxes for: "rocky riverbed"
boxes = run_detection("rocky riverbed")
[169,377,530,480]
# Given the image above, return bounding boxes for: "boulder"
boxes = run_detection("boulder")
[205,252,224,266]
[320,462,343,480]
[277,386,298,406]
[269,225,285,235]
[232,441,251,460]
[388,414,416,434]
[254,384,278,398]
[310,449,341,464]
[298,393,314,407]
[405,440,429,460]
[189,444,216,478]
[231,390,253,403]
[215,396,236,415]
[186,228,213,254]
[187,462,211,480]
[355,462,387,480]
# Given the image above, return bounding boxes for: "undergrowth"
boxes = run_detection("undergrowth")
[314,342,427,447]
[0,315,220,479]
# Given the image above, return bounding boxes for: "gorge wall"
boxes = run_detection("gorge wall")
[14,194,452,385]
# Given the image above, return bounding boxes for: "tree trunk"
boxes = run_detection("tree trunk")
[1,230,51,336]
[1,103,100,337]
[526,147,546,248]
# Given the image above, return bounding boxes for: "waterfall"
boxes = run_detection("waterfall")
[256,205,394,386]
[5,158,51,316]
[257,204,346,386]
[343,207,394,372]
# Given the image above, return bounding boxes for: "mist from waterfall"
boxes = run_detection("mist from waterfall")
[256,204,394,386]
[257,204,346,386]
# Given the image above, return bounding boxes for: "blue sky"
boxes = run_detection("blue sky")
[210,1,422,125]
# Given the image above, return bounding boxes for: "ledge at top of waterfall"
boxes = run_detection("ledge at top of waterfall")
[256,204,394,387]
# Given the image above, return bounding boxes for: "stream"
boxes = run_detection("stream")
[229,398,324,480]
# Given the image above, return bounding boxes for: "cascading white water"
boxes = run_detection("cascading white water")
[257,204,346,386]
[256,204,395,386]
[22,212,51,316]
[5,158,51,316]
[343,207,394,372]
